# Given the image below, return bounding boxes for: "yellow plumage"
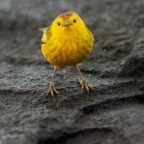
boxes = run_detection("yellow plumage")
[41,12,94,68]
[41,12,94,96]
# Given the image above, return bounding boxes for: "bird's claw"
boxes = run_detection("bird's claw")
[46,82,59,97]
[78,78,93,93]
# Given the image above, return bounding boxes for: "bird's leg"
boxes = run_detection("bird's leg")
[76,65,93,93]
[47,68,59,96]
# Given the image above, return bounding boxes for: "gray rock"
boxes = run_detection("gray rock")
[119,32,144,77]
[0,0,144,144]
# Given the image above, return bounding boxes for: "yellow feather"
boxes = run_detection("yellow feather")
[41,12,94,68]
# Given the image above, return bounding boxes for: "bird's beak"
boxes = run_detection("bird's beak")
[63,22,71,26]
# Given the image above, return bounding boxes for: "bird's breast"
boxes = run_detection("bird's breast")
[41,33,93,68]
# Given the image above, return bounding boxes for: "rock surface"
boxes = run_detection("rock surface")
[0,0,144,144]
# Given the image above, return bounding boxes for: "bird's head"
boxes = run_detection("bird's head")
[51,12,86,33]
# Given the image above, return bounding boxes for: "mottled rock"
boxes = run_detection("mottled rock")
[119,32,144,77]
[0,0,144,144]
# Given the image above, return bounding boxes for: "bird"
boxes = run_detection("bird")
[41,12,94,96]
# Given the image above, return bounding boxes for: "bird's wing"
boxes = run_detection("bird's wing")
[87,28,95,41]
[41,26,52,44]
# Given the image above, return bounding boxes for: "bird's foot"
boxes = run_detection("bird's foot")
[46,82,59,97]
[78,78,93,93]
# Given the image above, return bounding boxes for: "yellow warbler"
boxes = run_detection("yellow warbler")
[41,12,94,96]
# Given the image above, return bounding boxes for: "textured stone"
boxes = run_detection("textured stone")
[0,0,144,144]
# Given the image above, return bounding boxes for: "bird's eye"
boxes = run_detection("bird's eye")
[73,19,76,23]
[58,22,60,26]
